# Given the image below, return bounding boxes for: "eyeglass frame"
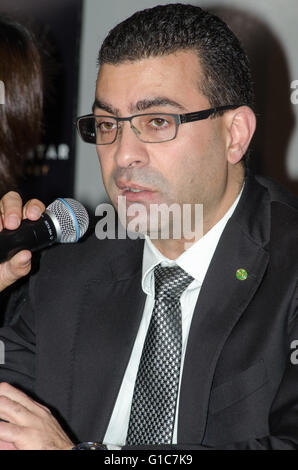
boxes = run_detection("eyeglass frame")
[76,104,243,145]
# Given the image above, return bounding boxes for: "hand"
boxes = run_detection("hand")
[0,383,74,450]
[0,191,45,292]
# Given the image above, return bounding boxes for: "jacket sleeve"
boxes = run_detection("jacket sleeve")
[0,279,36,396]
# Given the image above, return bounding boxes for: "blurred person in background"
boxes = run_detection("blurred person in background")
[0,16,43,197]
[0,18,45,316]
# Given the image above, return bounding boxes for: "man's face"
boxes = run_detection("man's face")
[94,51,232,237]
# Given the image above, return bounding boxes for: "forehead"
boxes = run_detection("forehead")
[95,50,209,113]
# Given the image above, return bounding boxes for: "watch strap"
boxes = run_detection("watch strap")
[72,442,107,450]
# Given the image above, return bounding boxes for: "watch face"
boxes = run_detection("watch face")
[72,442,107,450]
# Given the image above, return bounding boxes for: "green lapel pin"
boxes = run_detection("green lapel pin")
[236,268,248,281]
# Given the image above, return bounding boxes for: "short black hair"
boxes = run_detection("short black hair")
[98,3,254,112]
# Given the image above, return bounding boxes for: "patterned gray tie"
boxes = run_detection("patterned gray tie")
[126,264,194,445]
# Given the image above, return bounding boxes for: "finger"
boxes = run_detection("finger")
[0,396,37,427]
[0,421,23,448]
[23,199,45,221]
[0,251,32,291]
[0,421,65,451]
[0,383,48,419]
[0,192,23,230]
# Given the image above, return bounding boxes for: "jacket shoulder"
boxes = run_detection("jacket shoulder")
[256,175,298,213]
[36,230,144,283]
[255,176,298,257]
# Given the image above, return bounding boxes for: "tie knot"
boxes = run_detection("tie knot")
[154,264,194,301]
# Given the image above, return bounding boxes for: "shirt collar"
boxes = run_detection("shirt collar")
[142,185,244,296]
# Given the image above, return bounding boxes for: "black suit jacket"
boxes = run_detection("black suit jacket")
[1,175,298,450]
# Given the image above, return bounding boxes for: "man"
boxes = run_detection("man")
[0,3,298,450]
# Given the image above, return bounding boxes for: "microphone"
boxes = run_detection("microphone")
[0,198,89,263]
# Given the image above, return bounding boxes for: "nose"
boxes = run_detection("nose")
[113,121,150,169]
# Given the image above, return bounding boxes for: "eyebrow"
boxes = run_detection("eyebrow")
[92,96,186,116]
[92,98,120,115]
[131,97,186,113]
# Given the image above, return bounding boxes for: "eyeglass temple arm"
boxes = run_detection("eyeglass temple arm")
[180,105,243,123]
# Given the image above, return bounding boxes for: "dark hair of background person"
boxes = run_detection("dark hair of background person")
[0,17,43,197]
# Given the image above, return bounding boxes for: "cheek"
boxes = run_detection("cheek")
[96,150,113,187]
[164,139,204,186]
[162,127,225,202]
[183,123,225,174]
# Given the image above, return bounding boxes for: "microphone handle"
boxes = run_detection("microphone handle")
[0,213,58,263]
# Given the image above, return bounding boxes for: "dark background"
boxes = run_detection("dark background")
[210,5,298,196]
[0,0,82,205]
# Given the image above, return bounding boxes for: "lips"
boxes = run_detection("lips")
[116,181,156,202]
[116,180,154,193]
[116,181,152,192]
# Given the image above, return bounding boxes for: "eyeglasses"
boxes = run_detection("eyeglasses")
[76,105,242,145]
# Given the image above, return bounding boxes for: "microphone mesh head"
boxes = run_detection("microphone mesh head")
[46,198,89,243]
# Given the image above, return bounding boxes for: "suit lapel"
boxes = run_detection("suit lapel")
[70,238,146,442]
[178,177,271,444]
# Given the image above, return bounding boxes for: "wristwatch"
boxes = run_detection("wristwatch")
[72,442,107,450]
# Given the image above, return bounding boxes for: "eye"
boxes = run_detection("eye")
[150,117,168,128]
[96,119,116,132]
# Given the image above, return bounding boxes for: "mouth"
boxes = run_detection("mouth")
[123,187,145,193]
[116,181,156,202]
[116,181,153,193]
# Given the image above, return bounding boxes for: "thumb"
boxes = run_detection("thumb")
[0,251,32,291]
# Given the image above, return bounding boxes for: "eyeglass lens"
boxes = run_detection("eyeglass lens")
[78,114,177,144]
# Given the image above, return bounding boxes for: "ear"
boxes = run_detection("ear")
[224,106,256,164]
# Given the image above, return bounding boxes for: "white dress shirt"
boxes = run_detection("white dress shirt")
[103,188,243,447]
